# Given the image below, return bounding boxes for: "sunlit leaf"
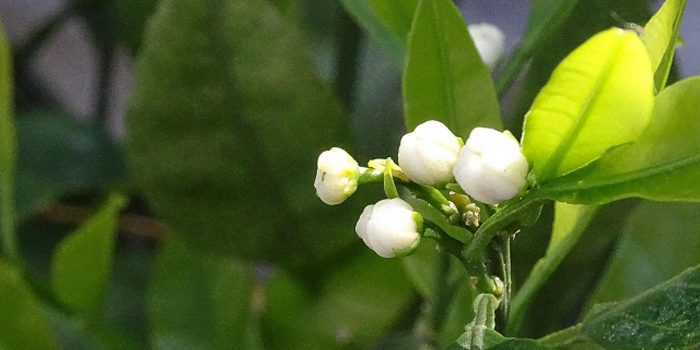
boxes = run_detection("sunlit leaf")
[641,0,688,91]
[540,76,700,204]
[52,194,127,316]
[521,28,654,181]
[403,0,501,139]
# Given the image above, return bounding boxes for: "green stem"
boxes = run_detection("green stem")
[463,195,546,263]
[0,182,17,263]
[537,324,585,348]
[507,205,598,336]
[496,234,512,335]
[429,251,452,333]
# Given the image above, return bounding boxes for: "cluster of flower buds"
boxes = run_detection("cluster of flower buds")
[314,120,528,258]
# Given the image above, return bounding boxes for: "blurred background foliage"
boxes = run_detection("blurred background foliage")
[0,0,699,349]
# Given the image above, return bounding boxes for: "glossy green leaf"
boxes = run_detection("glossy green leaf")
[505,0,652,136]
[127,0,366,272]
[51,194,127,316]
[496,0,581,94]
[403,0,501,139]
[0,260,60,350]
[540,76,700,204]
[580,263,700,349]
[16,110,127,220]
[521,28,654,181]
[592,202,700,304]
[341,0,417,67]
[641,0,687,91]
[262,251,414,350]
[508,203,598,335]
[148,234,255,350]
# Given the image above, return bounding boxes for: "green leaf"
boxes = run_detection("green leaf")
[508,203,598,335]
[52,194,127,316]
[403,197,471,243]
[580,263,700,349]
[0,19,17,262]
[16,110,127,220]
[0,260,60,350]
[341,0,417,67]
[486,340,551,350]
[496,0,581,94]
[521,28,654,181]
[148,234,255,350]
[262,251,414,350]
[127,0,366,273]
[592,201,700,304]
[403,0,501,139]
[641,0,688,91]
[540,76,700,204]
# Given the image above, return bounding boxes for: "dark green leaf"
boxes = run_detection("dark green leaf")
[496,0,581,94]
[540,77,700,204]
[592,202,700,304]
[341,0,416,67]
[0,18,17,262]
[52,194,127,317]
[16,110,127,220]
[641,0,688,91]
[403,0,501,139]
[127,0,366,273]
[262,251,414,350]
[521,28,654,181]
[148,234,255,350]
[113,0,159,53]
[581,263,700,349]
[0,260,59,350]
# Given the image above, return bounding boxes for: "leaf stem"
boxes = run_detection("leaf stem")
[495,234,512,335]
[0,181,17,263]
[463,195,546,263]
[537,324,585,347]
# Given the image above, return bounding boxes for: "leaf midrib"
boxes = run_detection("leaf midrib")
[538,36,626,180]
[542,151,700,195]
[431,0,458,134]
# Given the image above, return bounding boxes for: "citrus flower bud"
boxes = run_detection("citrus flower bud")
[314,147,360,205]
[398,120,462,186]
[355,198,422,258]
[453,128,528,204]
[468,23,505,71]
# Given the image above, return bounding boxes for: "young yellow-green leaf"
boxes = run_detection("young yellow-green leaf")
[403,0,501,139]
[521,28,654,181]
[508,203,598,335]
[0,260,60,350]
[540,76,700,204]
[641,0,687,91]
[148,234,255,350]
[52,194,127,316]
[581,263,700,349]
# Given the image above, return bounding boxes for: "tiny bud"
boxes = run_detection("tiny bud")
[314,147,360,205]
[468,23,505,71]
[355,198,422,258]
[398,120,463,186]
[453,128,528,204]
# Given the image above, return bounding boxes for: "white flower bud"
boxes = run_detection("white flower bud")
[453,128,528,204]
[355,198,422,258]
[468,23,505,71]
[398,120,462,186]
[314,147,360,205]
